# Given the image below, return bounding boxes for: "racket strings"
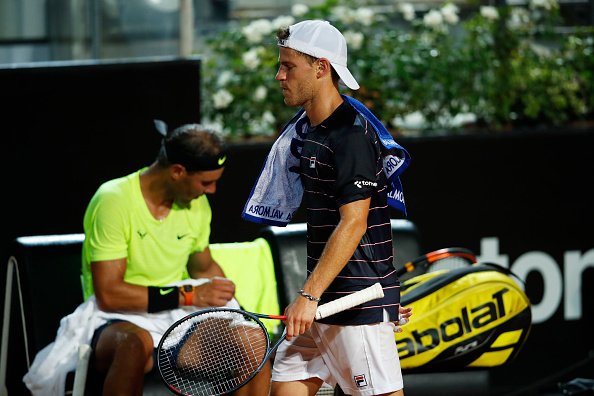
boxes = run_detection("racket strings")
[158,312,268,395]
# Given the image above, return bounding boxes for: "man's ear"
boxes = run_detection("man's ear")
[170,163,186,180]
[317,58,332,77]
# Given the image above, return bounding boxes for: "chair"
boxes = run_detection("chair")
[0,234,168,395]
[1,234,85,395]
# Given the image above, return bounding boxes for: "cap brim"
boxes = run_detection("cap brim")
[332,63,360,90]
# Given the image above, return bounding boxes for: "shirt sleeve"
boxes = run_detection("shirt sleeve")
[84,187,129,262]
[190,195,212,253]
[333,125,380,207]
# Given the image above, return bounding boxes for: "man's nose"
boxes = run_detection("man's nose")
[205,183,217,194]
[275,68,284,81]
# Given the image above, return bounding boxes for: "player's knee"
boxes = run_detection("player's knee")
[115,327,154,368]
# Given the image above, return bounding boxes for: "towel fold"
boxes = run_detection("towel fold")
[242,95,410,226]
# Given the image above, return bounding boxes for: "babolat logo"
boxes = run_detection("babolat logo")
[354,180,377,189]
[397,288,510,358]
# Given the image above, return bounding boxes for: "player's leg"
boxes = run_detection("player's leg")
[93,321,154,396]
[234,359,273,396]
[271,327,329,396]
[377,390,404,396]
[312,322,404,396]
[271,377,324,396]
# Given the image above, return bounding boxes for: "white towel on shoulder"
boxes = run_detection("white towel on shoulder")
[242,95,410,226]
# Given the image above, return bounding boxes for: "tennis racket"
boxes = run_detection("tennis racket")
[396,247,477,279]
[157,282,384,396]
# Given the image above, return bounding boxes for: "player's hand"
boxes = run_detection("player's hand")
[392,305,412,333]
[193,277,235,307]
[283,296,318,341]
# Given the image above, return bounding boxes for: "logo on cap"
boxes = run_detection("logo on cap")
[218,155,227,166]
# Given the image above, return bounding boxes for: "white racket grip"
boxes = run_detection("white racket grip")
[315,282,384,320]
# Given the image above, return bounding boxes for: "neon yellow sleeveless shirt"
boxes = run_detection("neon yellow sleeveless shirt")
[82,169,211,299]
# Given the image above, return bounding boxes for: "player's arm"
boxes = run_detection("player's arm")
[187,247,226,279]
[92,257,153,312]
[283,197,370,339]
[185,247,236,307]
[92,250,234,312]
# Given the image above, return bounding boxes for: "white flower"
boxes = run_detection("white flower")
[446,112,477,128]
[399,3,416,21]
[507,7,530,30]
[201,117,225,135]
[254,86,268,101]
[242,19,274,44]
[262,110,276,126]
[343,30,364,50]
[356,7,375,26]
[441,3,459,25]
[213,89,234,109]
[332,6,356,24]
[392,111,426,130]
[272,15,295,30]
[423,9,443,28]
[242,48,262,70]
[530,0,558,10]
[530,42,553,57]
[291,4,309,17]
[216,70,233,87]
[480,6,499,20]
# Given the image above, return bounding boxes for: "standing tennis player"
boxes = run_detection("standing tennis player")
[271,20,410,396]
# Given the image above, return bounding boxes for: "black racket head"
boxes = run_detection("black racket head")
[397,247,477,282]
[157,308,270,396]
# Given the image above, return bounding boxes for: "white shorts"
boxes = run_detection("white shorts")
[272,320,403,396]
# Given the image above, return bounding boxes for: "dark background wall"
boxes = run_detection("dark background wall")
[1,59,593,394]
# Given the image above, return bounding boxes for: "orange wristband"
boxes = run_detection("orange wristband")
[179,285,194,306]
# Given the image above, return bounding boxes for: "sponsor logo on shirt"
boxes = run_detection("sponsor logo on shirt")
[354,180,378,188]
[137,230,147,239]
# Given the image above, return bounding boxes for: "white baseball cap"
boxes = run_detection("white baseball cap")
[278,20,360,90]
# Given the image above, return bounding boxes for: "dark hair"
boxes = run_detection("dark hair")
[157,124,227,172]
[276,26,340,84]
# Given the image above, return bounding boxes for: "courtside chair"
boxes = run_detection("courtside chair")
[1,234,87,396]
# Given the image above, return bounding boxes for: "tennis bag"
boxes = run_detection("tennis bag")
[395,263,532,371]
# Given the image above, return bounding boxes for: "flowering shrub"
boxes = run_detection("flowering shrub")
[199,0,594,138]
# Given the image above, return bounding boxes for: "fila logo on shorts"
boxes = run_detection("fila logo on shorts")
[353,374,368,388]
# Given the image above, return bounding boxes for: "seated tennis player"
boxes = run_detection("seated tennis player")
[82,123,270,395]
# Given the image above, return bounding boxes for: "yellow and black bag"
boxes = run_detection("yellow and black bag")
[395,263,532,371]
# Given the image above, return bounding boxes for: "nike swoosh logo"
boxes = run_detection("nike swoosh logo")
[218,155,227,165]
[137,231,147,239]
[177,234,189,240]
[159,288,175,295]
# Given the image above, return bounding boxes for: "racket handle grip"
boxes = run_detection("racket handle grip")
[315,282,384,320]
